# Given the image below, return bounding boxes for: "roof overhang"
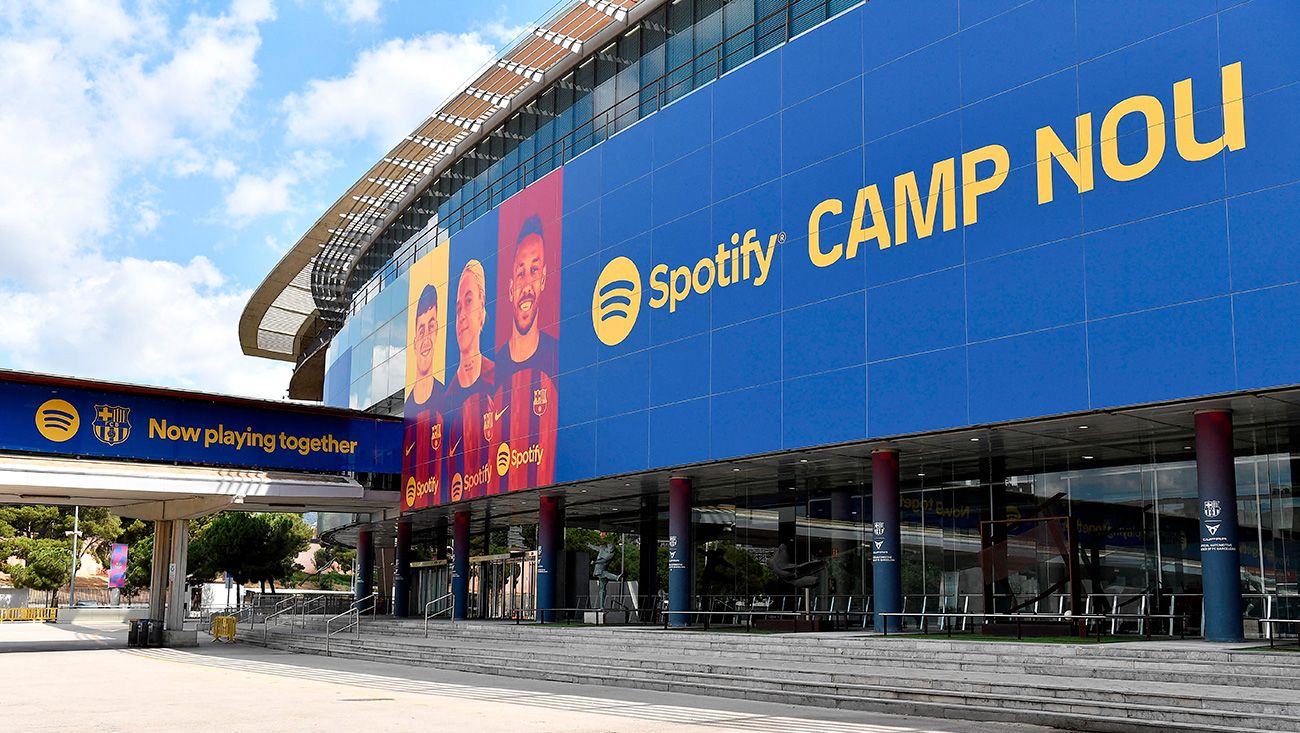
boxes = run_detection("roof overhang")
[0,453,395,520]
[240,0,658,364]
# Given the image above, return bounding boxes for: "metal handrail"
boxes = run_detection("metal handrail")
[262,599,300,639]
[325,593,376,657]
[297,596,327,632]
[423,593,455,637]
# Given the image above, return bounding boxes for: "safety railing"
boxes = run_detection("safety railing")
[0,607,58,622]
[664,609,872,632]
[325,592,376,657]
[879,611,1190,642]
[262,598,301,639]
[423,593,455,637]
[295,596,327,633]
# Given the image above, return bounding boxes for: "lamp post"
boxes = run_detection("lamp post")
[64,506,81,607]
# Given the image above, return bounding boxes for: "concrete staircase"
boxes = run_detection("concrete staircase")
[246,618,1300,733]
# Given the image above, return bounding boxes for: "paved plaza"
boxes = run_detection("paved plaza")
[1,621,1061,733]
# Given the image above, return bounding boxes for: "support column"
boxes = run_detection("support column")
[1196,410,1243,642]
[537,495,564,622]
[393,517,412,618]
[668,477,693,627]
[638,495,659,613]
[148,520,172,621]
[872,450,902,633]
[164,520,189,631]
[452,511,470,620]
[355,529,374,608]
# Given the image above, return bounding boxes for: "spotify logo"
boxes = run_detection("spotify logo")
[451,473,464,502]
[496,442,511,477]
[35,399,79,442]
[592,256,641,346]
[404,476,417,508]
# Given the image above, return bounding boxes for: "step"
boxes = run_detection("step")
[250,633,1293,733]
[270,632,1300,718]
[267,621,1300,690]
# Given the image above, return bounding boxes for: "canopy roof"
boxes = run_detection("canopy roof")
[239,0,649,363]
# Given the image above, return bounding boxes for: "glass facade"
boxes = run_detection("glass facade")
[682,435,1299,633]
[325,0,861,412]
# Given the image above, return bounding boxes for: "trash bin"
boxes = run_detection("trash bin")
[146,619,163,647]
[130,619,164,647]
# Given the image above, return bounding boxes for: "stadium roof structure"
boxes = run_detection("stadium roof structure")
[239,0,649,373]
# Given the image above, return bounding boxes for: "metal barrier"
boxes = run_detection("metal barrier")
[0,607,57,622]
[211,615,237,642]
[325,592,376,657]
[1260,619,1300,648]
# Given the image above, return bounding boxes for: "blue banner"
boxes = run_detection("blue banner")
[0,376,400,474]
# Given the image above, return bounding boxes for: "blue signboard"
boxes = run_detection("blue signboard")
[0,375,401,473]
[330,0,1300,492]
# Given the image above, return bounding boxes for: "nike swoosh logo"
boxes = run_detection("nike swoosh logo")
[449,438,461,455]
[495,406,508,420]
[404,443,414,456]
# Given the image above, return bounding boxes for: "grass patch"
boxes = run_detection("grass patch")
[1238,643,1300,653]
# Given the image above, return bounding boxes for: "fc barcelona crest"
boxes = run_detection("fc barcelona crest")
[430,420,442,452]
[532,387,549,417]
[482,408,494,443]
[92,405,131,446]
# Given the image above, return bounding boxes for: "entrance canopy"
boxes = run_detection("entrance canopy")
[0,369,400,519]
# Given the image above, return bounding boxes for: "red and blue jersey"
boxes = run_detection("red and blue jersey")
[498,332,558,492]
[443,358,498,500]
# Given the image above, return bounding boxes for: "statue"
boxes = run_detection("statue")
[591,533,623,608]
[767,542,826,588]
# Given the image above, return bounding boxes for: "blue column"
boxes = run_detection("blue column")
[355,529,373,609]
[393,517,412,617]
[452,511,471,620]
[1196,410,1243,642]
[668,476,693,627]
[537,495,564,622]
[872,449,902,633]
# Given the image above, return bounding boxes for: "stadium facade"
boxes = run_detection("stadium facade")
[242,0,1300,641]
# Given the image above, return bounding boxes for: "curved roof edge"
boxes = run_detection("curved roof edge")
[240,0,659,363]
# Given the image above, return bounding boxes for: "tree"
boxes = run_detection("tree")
[187,513,313,593]
[123,535,153,597]
[0,505,121,565]
[4,538,72,605]
[311,545,355,574]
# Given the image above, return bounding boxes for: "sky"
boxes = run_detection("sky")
[0,0,556,400]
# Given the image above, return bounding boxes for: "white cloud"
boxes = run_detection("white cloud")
[212,159,239,180]
[0,255,290,398]
[224,150,336,221]
[283,30,500,149]
[326,0,382,25]
[0,1,290,399]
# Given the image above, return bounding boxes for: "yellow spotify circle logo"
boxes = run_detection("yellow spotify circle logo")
[495,442,511,477]
[404,477,417,508]
[35,399,79,442]
[592,256,642,346]
[451,473,464,501]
